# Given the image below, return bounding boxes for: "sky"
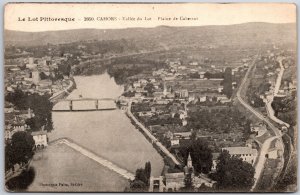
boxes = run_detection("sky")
[4,3,296,32]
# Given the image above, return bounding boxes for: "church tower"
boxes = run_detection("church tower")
[185,152,195,178]
[187,153,193,168]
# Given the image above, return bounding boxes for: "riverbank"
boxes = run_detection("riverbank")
[49,77,77,104]
[27,74,164,191]
[126,101,181,170]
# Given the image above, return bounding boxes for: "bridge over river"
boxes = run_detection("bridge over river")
[52,98,117,112]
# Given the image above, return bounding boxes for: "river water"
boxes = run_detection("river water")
[27,73,164,192]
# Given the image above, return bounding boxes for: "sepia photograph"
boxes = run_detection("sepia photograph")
[3,3,297,192]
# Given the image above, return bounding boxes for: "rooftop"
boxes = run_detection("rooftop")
[31,130,48,136]
[222,147,257,155]
[165,172,185,179]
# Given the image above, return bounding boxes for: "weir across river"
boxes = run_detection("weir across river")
[51,138,135,180]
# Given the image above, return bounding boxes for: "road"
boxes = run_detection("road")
[236,54,284,191]
[265,57,290,128]
[264,57,293,182]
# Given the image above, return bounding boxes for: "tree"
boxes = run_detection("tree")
[135,168,148,185]
[190,72,200,79]
[129,180,147,192]
[10,131,35,166]
[144,161,151,184]
[58,63,71,77]
[39,72,48,80]
[6,167,36,191]
[204,72,211,79]
[223,68,233,98]
[144,83,155,95]
[25,117,39,131]
[129,162,152,192]
[173,113,180,119]
[5,144,14,172]
[189,139,213,174]
[244,119,252,138]
[214,150,255,192]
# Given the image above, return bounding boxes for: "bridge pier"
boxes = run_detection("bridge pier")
[69,100,73,111]
[95,100,98,110]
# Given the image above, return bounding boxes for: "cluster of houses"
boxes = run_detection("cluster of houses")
[4,56,73,150]
[5,56,72,97]
[120,58,266,191]
[5,106,48,150]
[4,56,76,150]
[120,58,239,107]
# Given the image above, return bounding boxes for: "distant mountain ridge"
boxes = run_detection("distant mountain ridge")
[4,22,296,47]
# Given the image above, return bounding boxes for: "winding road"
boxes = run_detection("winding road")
[236,54,284,191]
[265,57,290,128]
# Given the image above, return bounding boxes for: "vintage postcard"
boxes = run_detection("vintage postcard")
[3,3,297,192]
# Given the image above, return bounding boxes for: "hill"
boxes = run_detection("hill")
[4,22,296,48]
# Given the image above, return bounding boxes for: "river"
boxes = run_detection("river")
[27,73,164,192]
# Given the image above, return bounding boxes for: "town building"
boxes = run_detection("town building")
[165,172,185,191]
[176,89,189,98]
[149,176,165,192]
[222,146,258,165]
[31,130,48,149]
[32,71,40,84]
